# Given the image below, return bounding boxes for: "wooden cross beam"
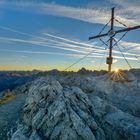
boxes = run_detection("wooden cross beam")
[89,7,140,72]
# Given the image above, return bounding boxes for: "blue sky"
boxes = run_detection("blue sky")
[0,0,140,71]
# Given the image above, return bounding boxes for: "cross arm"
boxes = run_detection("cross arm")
[115,25,140,34]
[89,25,140,40]
[89,33,108,40]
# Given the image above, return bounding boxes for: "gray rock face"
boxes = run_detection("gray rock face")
[11,77,105,140]
[89,95,140,140]
[10,75,140,140]
[92,73,140,117]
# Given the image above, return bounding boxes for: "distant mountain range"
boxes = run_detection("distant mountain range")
[0,71,35,93]
[0,68,139,93]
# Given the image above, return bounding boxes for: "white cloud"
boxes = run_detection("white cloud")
[109,0,140,26]
[42,2,139,27]
[113,59,118,63]
[90,60,95,63]
[41,4,111,26]
[2,1,140,27]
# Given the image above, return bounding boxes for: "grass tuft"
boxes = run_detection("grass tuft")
[0,90,16,105]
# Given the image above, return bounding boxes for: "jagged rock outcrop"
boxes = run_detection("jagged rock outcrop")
[58,74,95,93]
[11,77,105,140]
[11,75,140,140]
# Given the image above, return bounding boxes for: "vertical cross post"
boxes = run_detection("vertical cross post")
[108,7,115,72]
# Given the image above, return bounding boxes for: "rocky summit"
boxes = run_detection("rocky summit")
[10,74,140,140]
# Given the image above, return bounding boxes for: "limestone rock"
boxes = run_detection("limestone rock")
[10,74,140,140]
[11,77,104,140]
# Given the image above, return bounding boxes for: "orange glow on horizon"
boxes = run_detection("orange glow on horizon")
[0,64,130,72]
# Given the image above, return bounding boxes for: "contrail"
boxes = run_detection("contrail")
[0,25,105,51]
[0,48,104,58]
[0,25,139,58]
[0,36,105,55]
[43,33,98,48]
[0,48,138,61]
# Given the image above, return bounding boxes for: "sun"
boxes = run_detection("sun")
[114,68,119,73]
